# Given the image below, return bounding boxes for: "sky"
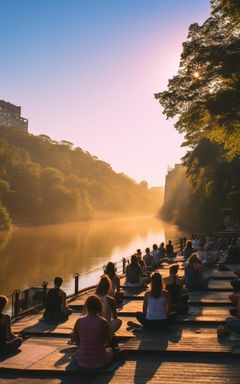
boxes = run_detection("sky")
[0,0,211,186]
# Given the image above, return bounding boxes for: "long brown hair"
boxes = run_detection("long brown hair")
[149,272,163,298]
[95,275,111,296]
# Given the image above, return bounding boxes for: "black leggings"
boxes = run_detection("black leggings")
[136,311,177,328]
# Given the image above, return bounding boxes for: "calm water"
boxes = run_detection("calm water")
[0,216,186,299]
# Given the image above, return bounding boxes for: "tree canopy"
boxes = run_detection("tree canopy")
[0,126,163,228]
[155,0,240,230]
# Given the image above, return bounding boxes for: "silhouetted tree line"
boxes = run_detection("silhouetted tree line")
[156,0,240,231]
[0,126,163,228]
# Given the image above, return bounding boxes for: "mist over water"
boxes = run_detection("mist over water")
[0,216,186,298]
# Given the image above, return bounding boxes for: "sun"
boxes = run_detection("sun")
[193,71,200,78]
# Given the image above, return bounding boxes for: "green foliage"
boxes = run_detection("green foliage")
[0,202,11,229]
[156,0,240,230]
[0,126,162,226]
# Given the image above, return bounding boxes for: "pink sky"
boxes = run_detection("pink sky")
[1,0,211,186]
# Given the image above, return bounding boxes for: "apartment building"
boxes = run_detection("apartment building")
[0,100,28,131]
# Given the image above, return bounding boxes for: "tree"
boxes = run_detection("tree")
[155,0,240,160]
[155,0,240,229]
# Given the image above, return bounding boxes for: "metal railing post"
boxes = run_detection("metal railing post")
[42,281,48,307]
[73,273,80,295]
[12,289,20,318]
[122,258,126,274]
[180,238,184,255]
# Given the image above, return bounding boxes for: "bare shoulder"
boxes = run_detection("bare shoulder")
[59,289,66,297]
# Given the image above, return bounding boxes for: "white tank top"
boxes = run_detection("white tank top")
[146,295,167,320]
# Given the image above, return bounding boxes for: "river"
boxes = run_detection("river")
[0,216,186,300]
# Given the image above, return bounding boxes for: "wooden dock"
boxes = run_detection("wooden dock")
[1,263,240,384]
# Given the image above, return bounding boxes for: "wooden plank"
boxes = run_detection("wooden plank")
[208,280,232,291]
[189,291,231,304]
[119,291,231,305]
[12,313,80,336]
[207,270,235,279]
[0,338,123,374]
[0,343,57,370]
[118,302,230,322]
[119,325,235,354]
[12,312,132,339]
[93,359,240,384]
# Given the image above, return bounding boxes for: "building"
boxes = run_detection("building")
[0,100,28,131]
[164,164,186,204]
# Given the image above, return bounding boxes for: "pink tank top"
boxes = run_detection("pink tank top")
[75,315,108,367]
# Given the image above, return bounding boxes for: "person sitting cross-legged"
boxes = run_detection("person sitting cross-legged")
[0,295,23,354]
[135,272,177,329]
[125,254,148,288]
[43,277,72,321]
[164,264,189,313]
[184,253,208,291]
[72,295,113,369]
[95,275,122,336]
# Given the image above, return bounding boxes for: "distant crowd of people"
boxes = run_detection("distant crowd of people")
[1,234,240,368]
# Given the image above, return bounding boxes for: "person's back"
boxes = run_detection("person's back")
[44,277,72,321]
[158,243,167,259]
[0,295,22,354]
[146,294,167,320]
[143,249,153,269]
[151,244,160,267]
[184,241,194,261]
[227,240,240,263]
[185,254,207,290]
[45,288,62,315]
[75,315,109,367]
[72,295,113,368]
[185,262,200,287]
[0,313,8,347]
[165,278,182,304]
[126,255,143,286]
[166,241,174,257]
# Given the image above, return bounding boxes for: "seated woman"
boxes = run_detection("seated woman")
[125,254,148,288]
[166,240,174,258]
[225,239,240,264]
[95,275,122,335]
[72,295,113,368]
[183,240,195,261]
[136,249,147,273]
[43,277,72,321]
[164,264,189,313]
[226,295,240,333]
[105,262,124,306]
[184,253,208,290]
[135,272,177,328]
[143,248,154,271]
[0,295,23,354]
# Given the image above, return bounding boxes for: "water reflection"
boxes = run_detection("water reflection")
[0,216,185,297]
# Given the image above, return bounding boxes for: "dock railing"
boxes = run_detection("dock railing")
[11,237,186,318]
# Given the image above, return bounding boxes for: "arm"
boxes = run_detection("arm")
[71,318,80,343]
[115,276,120,294]
[59,290,67,311]
[103,319,111,345]
[143,292,149,315]
[163,290,171,313]
[108,296,118,320]
[194,263,203,278]
[3,314,17,340]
